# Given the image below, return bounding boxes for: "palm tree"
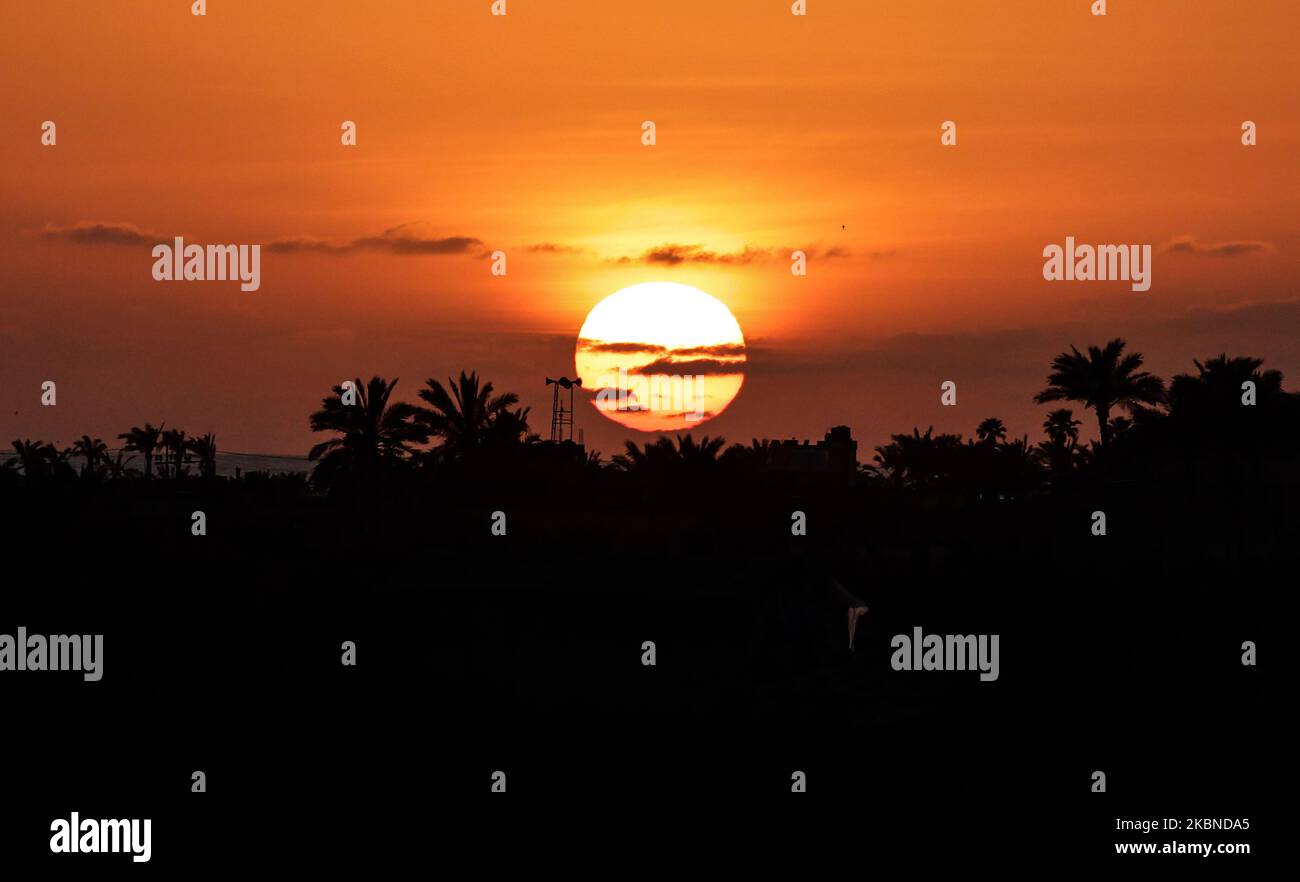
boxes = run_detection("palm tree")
[611,437,669,473]
[11,439,57,481]
[1034,338,1165,449]
[993,434,1042,491]
[722,438,775,471]
[103,450,137,481]
[71,435,109,478]
[309,376,428,493]
[975,418,1007,446]
[188,433,218,480]
[674,433,727,466]
[612,434,726,474]
[160,428,188,478]
[1165,354,1296,473]
[1035,409,1082,474]
[872,427,965,488]
[1042,409,1082,448]
[416,371,523,461]
[118,422,164,478]
[1169,354,1284,418]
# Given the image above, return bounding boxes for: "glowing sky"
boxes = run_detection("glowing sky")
[1,0,1297,457]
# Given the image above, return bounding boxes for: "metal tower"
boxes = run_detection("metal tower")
[546,376,582,443]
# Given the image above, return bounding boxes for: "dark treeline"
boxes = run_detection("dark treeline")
[5,338,1298,573]
[6,339,1300,511]
[1,339,1277,818]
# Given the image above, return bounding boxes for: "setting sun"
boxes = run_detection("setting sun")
[575,282,746,432]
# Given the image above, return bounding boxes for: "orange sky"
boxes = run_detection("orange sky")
[2,0,1297,457]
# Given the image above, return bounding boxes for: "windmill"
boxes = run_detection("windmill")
[546,376,583,443]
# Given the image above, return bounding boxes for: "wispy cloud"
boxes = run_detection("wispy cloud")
[613,243,854,266]
[670,343,748,357]
[268,224,484,256]
[39,220,486,258]
[629,357,746,375]
[1161,235,1275,257]
[41,221,163,246]
[577,340,748,360]
[525,242,591,255]
[577,339,669,355]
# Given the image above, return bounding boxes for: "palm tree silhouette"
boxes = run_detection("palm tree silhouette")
[872,427,965,488]
[188,433,218,480]
[160,428,188,478]
[103,449,136,481]
[1042,409,1081,447]
[994,434,1041,491]
[118,422,164,478]
[1035,409,1082,474]
[722,438,775,471]
[11,439,56,480]
[976,417,1007,446]
[72,435,109,478]
[417,371,527,462]
[1034,338,1164,449]
[1169,354,1284,417]
[612,434,726,474]
[309,376,427,492]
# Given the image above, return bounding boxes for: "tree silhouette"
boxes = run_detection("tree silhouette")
[72,435,109,479]
[188,433,218,480]
[103,449,137,481]
[993,434,1041,490]
[1034,338,1165,449]
[309,377,427,494]
[1169,354,1284,420]
[612,434,726,476]
[118,422,164,479]
[1035,409,1082,474]
[417,371,530,463]
[872,427,965,488]
[976,418,1007,446]
[1042,409,1081,447]
[722,438,776,472]
[10,439,61,481]
[1160,353,1299,473]
[160,428,188,478]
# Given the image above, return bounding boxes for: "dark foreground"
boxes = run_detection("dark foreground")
[0,472,1277,867]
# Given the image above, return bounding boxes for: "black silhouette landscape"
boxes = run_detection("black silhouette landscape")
[3,340,1278,855]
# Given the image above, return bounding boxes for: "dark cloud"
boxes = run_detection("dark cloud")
[269,226,484,256]
[655,411,716,421]
[525,242,590,255]
[577,339,669,355]
[355,229,483,255]
[41,221,163,246]
[637,244,772,265]
[1161,236,1274,257]
[629,357,747,376]
[670,343,748,357]
[614,243,854,266]
[41,220,485,257]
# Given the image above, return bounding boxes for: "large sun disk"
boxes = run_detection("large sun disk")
[575,282,746,432]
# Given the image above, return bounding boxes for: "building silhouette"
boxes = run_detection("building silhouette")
[770,426,857,477]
